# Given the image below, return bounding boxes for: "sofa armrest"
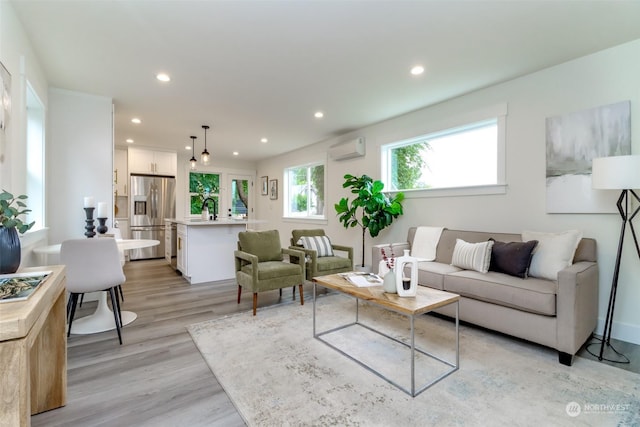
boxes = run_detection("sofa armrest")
[283,248,307,278]
[234,250,259,281]
[556,261,599,355]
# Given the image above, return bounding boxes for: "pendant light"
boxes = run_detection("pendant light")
[189,135,198,170]
[201,125,210,165]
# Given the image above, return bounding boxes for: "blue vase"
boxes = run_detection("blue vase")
[0,226,21,274]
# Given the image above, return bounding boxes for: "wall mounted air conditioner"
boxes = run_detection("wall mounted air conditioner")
[328,137,366,160]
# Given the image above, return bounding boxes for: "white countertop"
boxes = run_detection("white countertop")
[166,218,262,226]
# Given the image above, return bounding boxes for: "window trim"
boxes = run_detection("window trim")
[381,103,507,198]
[283,160,327,220]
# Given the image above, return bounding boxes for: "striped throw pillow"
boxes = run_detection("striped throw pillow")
[451,239,494,273]
[297,236,334,257]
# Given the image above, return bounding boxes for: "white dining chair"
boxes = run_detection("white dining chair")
[61,238,127,344]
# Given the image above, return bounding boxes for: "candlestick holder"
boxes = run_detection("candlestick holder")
[84,207,96,238]
[96,217,108,234]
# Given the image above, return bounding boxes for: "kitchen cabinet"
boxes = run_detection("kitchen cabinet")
[128,148,177,176]
[114,148,128,195]
[176,223,187,275]
[170,219,248,284]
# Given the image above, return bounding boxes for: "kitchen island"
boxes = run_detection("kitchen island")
[166,218,257,284]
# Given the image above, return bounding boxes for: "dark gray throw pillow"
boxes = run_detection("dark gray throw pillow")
[488,239,538,278]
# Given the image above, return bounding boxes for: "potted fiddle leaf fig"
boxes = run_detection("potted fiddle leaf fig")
[335,174,404,268]
[0,190,35,274]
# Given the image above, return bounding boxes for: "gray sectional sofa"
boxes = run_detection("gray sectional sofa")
[371,227,598,365]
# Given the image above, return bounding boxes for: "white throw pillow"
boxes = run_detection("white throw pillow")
[297,235,334,257]
[451,239,494,273]
[521,230,582,281]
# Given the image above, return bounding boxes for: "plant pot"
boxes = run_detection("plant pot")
[0,226,21,274]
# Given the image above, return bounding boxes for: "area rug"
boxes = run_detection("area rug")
[188,294,639,426]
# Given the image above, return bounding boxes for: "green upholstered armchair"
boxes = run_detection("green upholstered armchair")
[235,229,306,315]
[290,229,353,281]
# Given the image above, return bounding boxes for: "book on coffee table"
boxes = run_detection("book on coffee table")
[338,272,382,287]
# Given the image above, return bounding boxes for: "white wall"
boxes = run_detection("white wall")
[0,1,50,266]
[257,39,640,345]
[48,88,113,244]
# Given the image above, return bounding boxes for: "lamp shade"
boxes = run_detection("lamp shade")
[592,155,640,190]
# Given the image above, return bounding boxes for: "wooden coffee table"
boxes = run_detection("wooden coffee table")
[312,273,460,397]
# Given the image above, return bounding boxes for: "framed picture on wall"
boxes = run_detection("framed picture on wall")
[269,179,278,200]
[261,176,268,196]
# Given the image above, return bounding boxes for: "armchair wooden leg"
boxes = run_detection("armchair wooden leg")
[252,293,258,316]
[299,284,304,306]
[237,285,242,304]
[292,286,296,300]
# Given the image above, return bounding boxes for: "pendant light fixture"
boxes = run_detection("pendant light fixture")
[189,135,198,170]
[201,125,210,165]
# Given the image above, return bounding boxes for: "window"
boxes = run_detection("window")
[26,83,45,229]
[284,162,325,219]
[189,172,220,215]
[381,105,506,196]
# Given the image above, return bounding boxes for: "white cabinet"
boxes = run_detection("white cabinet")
[176,224,188,275]
[114,148,128,196]
[128,148,177,176]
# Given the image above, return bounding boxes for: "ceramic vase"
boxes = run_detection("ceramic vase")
[382,269,397,293]
[395,249,418,297]
[0,226,21,274]
[201,206,209,220]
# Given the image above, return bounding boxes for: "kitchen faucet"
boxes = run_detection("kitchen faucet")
[201,197,218,220]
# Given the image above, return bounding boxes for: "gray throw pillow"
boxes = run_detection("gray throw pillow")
[488,239,538,279]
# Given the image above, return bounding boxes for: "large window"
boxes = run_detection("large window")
[284,162,325,219]
[26,83,45,229]
[381,108,506,196]
[189,172,220,215]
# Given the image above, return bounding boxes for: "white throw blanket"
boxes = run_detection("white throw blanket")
[411,226,444,261]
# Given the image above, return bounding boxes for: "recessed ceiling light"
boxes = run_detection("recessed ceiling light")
[410,65,425,76]
[233,151,239,156]
[131,118,141,124]
[126,139,134,143]
[185,146,191,150]
[314,111,324,119]
[260,138,268,143]
[156,73,171,82]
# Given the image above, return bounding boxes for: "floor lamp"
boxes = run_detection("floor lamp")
[592,155,640,362]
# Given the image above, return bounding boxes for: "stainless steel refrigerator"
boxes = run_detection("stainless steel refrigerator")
[129,174,176,260]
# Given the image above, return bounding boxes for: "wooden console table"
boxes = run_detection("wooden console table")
[0,265,67,427]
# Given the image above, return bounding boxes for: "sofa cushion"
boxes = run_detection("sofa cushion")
[241,260,302,280]
[489,239,538,278]
[417,261,462,290]
[522,230,582,281]
[451,239,494,273]
[316,256,352,272]
[444,270,557,316]
[297,235,334,257]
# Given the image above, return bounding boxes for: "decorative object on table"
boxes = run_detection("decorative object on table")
[96,218,108,234]
[0,190,35,274]
[545,100,630,213]
[591,154,640,363]
[201,125,210,165]
[189,135,198,170]
[96,202,108,233]
[380,247,396,293]
[269,179,278,200]
[335,174,404,268]
[261,176,268,195]
[0,271,50,302]
[394,249,418,297]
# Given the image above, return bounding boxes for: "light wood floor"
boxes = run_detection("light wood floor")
[32,259,639,426]
[32,258,308,427]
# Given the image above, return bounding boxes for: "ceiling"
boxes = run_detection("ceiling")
[11,0,640,163]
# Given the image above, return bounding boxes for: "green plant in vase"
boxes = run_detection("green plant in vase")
[334,174,404,268]
[0,190,35,274]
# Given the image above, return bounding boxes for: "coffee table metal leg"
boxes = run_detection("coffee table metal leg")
[411,315,416,396]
